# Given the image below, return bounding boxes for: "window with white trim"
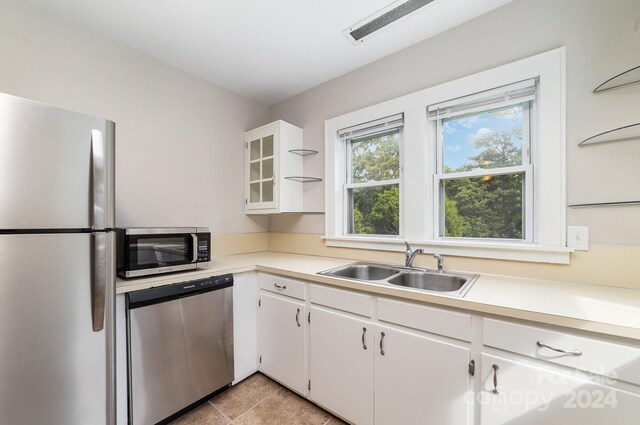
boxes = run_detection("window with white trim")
[340,114,403,236]
[324,49,568,263]
[430,79,536,241]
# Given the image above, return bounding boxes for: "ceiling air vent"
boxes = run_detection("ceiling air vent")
[344,0,437,44]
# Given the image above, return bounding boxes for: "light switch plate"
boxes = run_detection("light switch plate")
[567,226,589,251]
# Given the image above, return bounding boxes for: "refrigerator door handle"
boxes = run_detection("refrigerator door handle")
[92,232,107,332]
[91,129,105,230]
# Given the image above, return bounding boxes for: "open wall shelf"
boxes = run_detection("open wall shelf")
[579,122,640,146]
[568,200,640,208]
[289,149,319,156]
[284,176,322,182]
[593,65,640,93]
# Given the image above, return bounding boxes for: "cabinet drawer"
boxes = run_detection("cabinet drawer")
[378,298,471,342]
[259,273,306,300]
[483,318,640,386]
[309,284,373,317]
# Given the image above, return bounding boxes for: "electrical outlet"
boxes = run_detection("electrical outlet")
[567,226,589,251]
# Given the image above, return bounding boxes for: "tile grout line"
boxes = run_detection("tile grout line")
[208,375,283,424]
[230,386,284,423]
[208,400,233,424]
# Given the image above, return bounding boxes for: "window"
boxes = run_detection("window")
[340,115,403,236]
[430,80,536,241]
[325,48,568,263]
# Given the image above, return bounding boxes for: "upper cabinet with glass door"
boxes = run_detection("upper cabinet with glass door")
[245,120,304,214]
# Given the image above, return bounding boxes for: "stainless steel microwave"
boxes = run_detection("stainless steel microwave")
[116,228,211,278]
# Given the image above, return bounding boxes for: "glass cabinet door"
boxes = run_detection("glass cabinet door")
[247,132,276,208]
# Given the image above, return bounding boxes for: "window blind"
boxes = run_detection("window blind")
[338,113,404,139]
[428,79,537,120]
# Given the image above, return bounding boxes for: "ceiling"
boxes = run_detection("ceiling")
[26,0,513,106]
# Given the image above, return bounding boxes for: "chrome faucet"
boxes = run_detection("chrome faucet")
[404,242,424,268]
[433,254,444,273]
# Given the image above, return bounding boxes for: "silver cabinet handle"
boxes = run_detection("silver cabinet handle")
[492,364,500,394]
[190,234,198,263]
[379,332,385,356]
[537,341,583,356]
[362,327,367,350]
[274,283,287,290]
[296,308,301,327]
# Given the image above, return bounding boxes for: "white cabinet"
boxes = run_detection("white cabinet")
[480,353,640,425]
[480,318,640,424]
[258,291,307,395]
[309,306,374,425]
[244,120,304,214]
[307,284,471,425]
[374,324,472,425]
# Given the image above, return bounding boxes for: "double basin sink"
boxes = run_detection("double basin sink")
[318,262,479,297]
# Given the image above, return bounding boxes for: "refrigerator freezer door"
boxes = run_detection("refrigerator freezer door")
[0,92,115,230]
[0,233,114,425]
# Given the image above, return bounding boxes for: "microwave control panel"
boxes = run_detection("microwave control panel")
[197,233,211,262]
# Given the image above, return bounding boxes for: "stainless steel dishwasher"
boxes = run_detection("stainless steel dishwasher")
[126,274,234,425]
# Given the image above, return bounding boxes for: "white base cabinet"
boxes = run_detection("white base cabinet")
[374,324,472,425]
[480,353,640,425]
[247,274,640,425]
[258,292,307,395]
[309,306,374,425]
[307,284,472,425]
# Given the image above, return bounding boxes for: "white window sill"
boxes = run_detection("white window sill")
[323,236,573,264]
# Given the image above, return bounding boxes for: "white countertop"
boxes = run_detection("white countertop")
[116,252,640,341]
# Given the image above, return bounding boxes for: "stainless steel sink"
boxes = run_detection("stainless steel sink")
[318,262,479,297]
[327,264,402,280]
[387,271,471,293]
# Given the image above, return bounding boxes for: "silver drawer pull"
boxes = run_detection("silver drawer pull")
[536,341,583,356]
[492,364,500,394]
[274,283,287,290]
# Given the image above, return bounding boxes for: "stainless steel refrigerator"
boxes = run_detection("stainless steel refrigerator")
[0,92,116,425]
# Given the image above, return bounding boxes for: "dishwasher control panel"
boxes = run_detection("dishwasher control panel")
[127,274,233,309]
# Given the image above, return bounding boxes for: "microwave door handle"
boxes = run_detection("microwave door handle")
[191,234,198,263]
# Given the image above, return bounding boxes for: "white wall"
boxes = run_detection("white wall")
[269,0,640,245]
[0,0,270,233]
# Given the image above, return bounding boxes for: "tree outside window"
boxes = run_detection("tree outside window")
[346,130,401,236]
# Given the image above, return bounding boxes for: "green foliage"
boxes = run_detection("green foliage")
[444,174,522,239]
[351,185,399,235]
[349,124,523,239]
[369,186,399,235]
[444,127,523,239]
[453,128,522,172]
[444,197,470,237]
[351,132,400,183]
[350,131,400,235]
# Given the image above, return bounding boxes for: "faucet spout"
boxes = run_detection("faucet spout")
[405,242,424,268]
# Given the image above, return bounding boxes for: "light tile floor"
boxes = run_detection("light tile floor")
[169,373,347,425]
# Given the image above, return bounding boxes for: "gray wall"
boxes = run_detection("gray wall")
[0,0,270,233]
[269,0,640,245]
